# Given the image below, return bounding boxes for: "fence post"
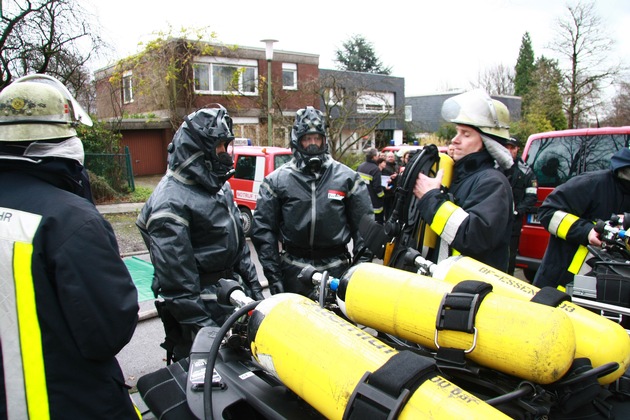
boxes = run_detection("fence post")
[125,146,135,192]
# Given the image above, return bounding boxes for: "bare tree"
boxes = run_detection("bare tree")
[472,63,514,95]
[1,0,104,97]
[303,72,400,160]
[602,80,630,126]
[549,0,620,128]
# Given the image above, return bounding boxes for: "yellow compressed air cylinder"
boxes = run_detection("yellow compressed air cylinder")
[422,153,454,249]
[431,256,630,384]
[248,293,509,420]
[337,263,576,384]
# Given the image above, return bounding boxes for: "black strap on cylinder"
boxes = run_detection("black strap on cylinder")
[343,351,438,420]
[436,280,492,332]
[530,286,571,307]
[434,280,493,366]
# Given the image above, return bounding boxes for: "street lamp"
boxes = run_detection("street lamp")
[261,39,278,146]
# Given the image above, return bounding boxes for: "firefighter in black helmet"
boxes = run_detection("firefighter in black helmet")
[137,104,264,363]
[0,74,139,419]
[252,106,373,297]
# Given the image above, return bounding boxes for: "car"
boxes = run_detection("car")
[516,126,630,281]
[227,144,293,236]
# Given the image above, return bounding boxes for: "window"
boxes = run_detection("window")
[282,63,297,90]
[524,133,630,188]
[234,155,257,181]
[325,88,345,106]
[357,91,394,113]
[122,71,133,104]
[193,57,258,95]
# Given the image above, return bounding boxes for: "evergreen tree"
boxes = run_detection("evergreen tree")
[514,32,536,98]
[334,35,392,75]
[528,57,567,131]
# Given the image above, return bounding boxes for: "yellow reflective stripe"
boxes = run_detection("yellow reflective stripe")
[568,245,589,275]
[359,173,373,182]
[14,241,49,420]
[549,211,579,240]
[452,249,461,256]
[431,201,459,235]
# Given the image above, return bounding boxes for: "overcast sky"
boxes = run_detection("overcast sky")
[88,0,630,96]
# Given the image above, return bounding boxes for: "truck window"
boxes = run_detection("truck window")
[275,154,291,169]
[235,155,256,180]
[524,134,629,188]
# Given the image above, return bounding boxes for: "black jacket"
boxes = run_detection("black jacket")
[0,166,139,419]
[505,157,538,233]
[418,150,513,271]
[534,168,630,288]
[357,159,385,215]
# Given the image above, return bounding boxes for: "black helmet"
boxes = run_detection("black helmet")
[181,104,235,182]
[290,106,328,172]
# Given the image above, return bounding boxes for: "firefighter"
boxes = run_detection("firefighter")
[357,147,385,224]
[0,75,139,419]
[533,147,630,289]
[412,89,514,271]
[136,105,264,363]
[251,106,373,297]
[504,137,538,276]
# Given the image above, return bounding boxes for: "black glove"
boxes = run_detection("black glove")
[268,275,285,295]
[247,278,265,301]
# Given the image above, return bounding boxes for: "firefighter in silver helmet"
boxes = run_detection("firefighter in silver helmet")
[136,104,264,363]
[0,74,139,419]
[251,106,373,297]
[413,89,514,271]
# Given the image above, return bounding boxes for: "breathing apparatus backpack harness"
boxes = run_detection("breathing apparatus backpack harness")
[383,144,444,270]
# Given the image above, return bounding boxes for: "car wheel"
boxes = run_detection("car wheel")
[239,207,253,237]
[523,268,537,282]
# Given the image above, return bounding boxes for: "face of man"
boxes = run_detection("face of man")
[450,125,484,161]
[506,143,519,160]
[300,133,324,154]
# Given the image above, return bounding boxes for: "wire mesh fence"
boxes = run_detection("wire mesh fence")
[84,146,135,192]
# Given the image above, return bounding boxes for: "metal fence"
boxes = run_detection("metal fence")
[84,146,135,192]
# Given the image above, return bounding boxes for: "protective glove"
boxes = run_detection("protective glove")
[268,275,285,295]
[247,278,265,301]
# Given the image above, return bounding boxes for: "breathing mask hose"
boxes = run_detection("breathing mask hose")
[203,300,260,420]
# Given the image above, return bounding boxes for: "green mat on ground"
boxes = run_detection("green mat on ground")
[123,256,155,302]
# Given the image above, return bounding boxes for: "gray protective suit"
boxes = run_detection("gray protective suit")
[252,152,373,297]
[137,122,263,331]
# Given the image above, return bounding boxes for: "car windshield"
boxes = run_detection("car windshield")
[525,134,630,188]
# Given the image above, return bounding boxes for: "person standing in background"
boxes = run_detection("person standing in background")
[504,137,538,276]
[358,147,386,224]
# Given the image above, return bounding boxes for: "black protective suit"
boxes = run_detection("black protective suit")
[533,148,630,288]
[252,152,373,297]
[357,158,385,224]
[417,150,513,271]
[137,119,263,355]
[0,159,139,420]
[504,157,538,275]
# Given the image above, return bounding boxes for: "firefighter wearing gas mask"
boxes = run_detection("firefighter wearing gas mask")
[0,75,139,419]
[137,105,264,363]
[252,106,373,298]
